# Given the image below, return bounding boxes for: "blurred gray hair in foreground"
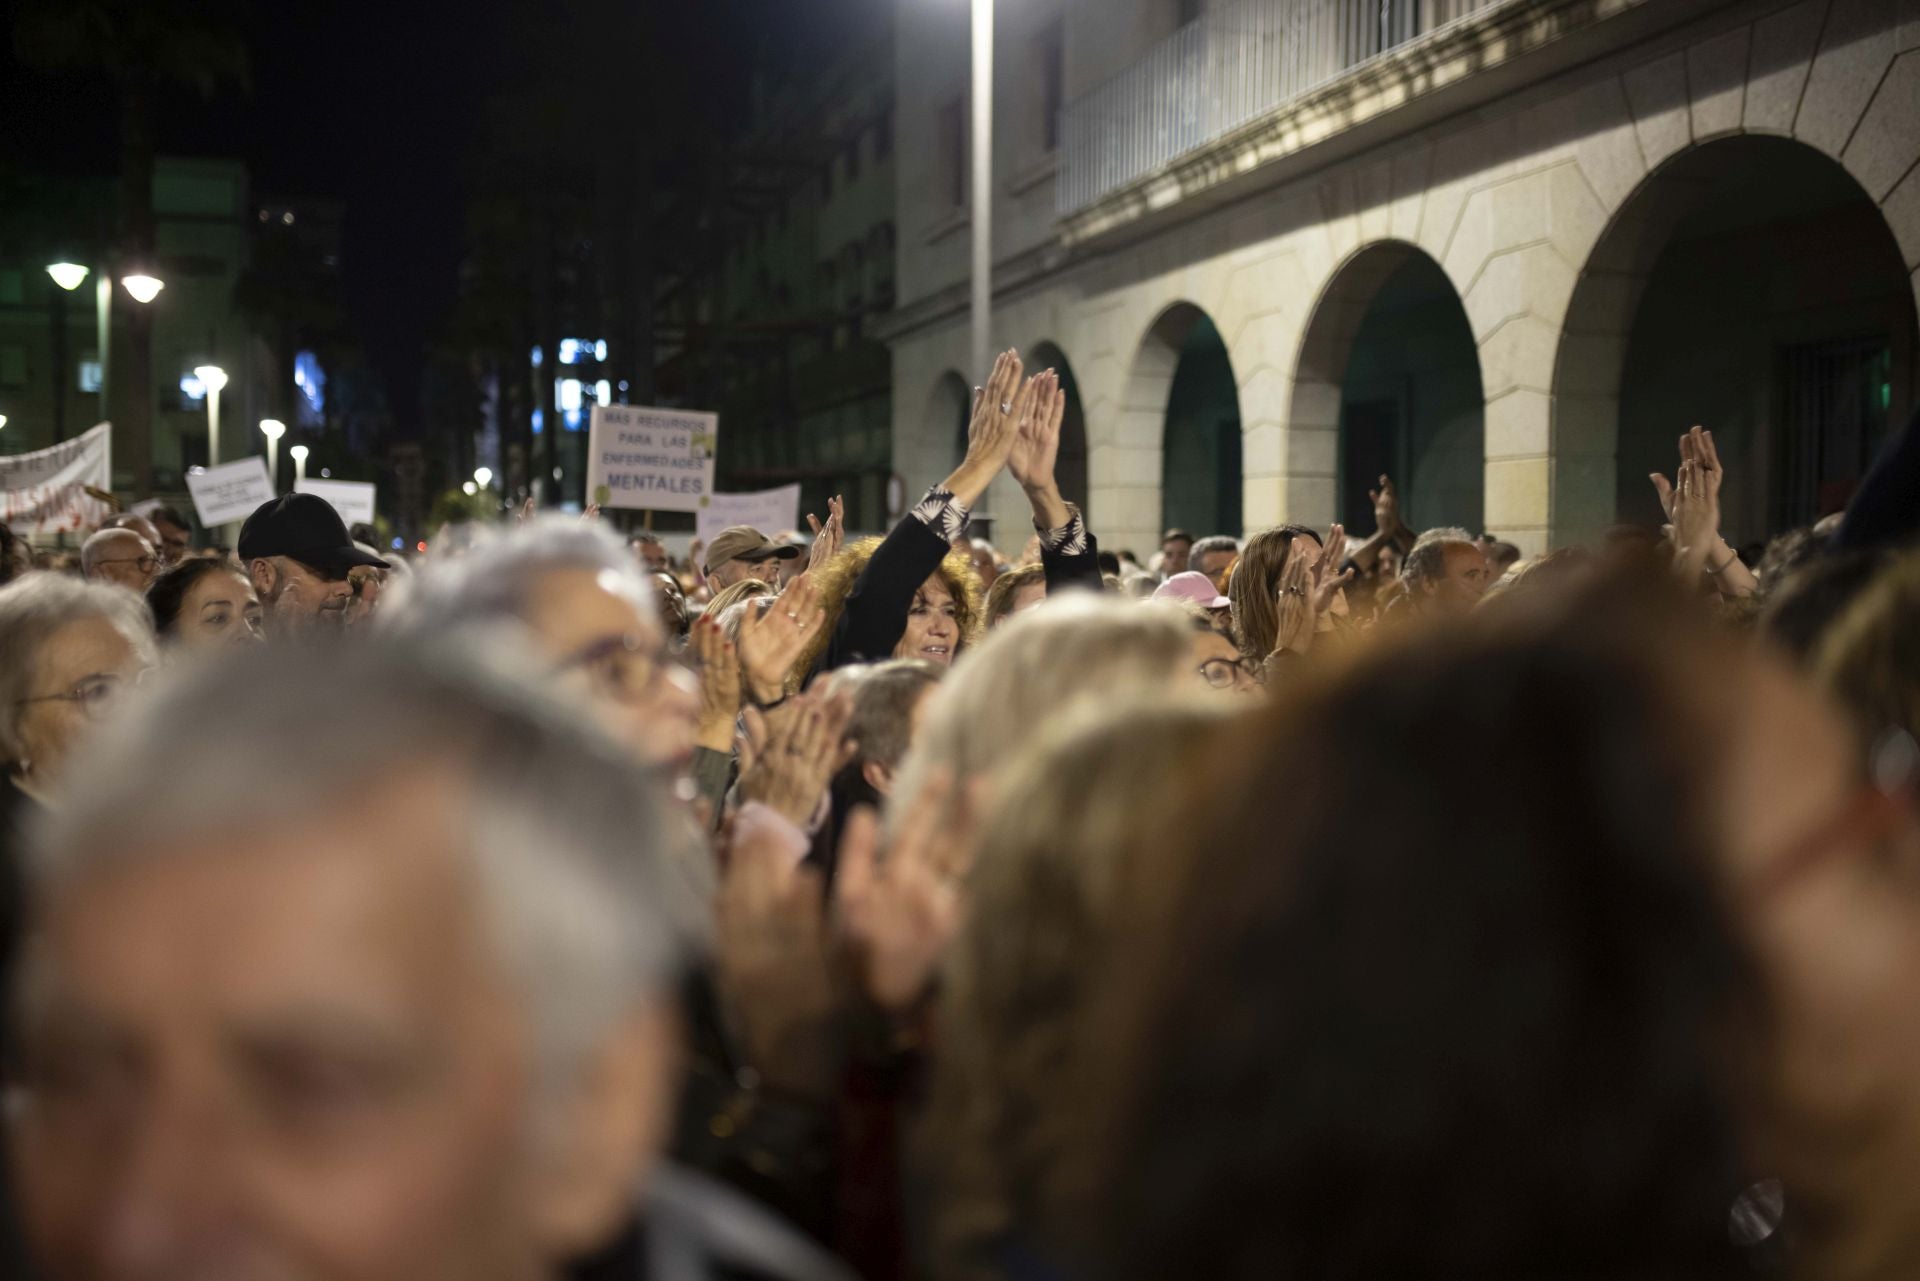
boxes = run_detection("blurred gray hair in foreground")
[381,515,653,634]
[0,574,157,764]
[26,632,705,1086]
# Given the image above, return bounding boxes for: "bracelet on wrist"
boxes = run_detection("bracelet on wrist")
[751,690,789,712]
[1706,545,1738,576]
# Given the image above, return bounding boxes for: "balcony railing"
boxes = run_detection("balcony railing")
[1057,0,1509,216]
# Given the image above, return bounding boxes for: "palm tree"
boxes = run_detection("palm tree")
[13,0,250,495]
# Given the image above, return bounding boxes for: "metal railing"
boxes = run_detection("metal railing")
[1058,0,1508,215]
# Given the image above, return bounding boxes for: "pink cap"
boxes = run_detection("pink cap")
[1153,570,1230,611]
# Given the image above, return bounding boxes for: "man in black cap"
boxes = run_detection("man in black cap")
[702,525,800,591]
[238,494,391,636]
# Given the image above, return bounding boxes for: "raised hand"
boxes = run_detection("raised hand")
[514,496,537,526]
[806,495,846,574]
[943,350,1028,507]
[690,615,743,753]
[1369,474,1403,538]
[835,776,969,1012]
[1007,369,1063,494]
[1273,535,1319,657]
[736,572,828,704]
[715,817,837,1097]
[1310,523,1355,619]
[737,692,856,827]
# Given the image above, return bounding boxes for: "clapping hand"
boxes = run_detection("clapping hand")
[1273,528,1348,657]
[807,496,846,573]
[1369,475,1404,539]
[835,773,970,1013]
[1008,367,1071,530]
[690,615,743,753]
[736,573,828,704]
[1653,426,1733,581]
[737,692,856,827]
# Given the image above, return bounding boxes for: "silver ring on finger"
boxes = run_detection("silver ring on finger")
[999,401,1012,414]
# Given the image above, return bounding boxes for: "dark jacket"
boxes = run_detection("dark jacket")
[812,511,1102,678]
[0,773,39,1278]
[567,1164,857,1281]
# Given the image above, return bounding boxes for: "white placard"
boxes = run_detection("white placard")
[696,484,803,546]
[185,458,276,527]
[586,404,717,513]
[1,422,113,535]
[297,478,376,527]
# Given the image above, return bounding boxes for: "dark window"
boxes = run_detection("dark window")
[1038,19,1066,153]
[938,97,966,208]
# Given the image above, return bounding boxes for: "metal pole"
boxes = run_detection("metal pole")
[95,273,111,427]
[970,0,993,394]
[207,385,222,468]
[268,437,279,489]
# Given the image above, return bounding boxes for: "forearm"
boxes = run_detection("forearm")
[1024,480,1070,534]
[1705,539,1756,598]
[1347,527,1392,574]
[940,456,1000,510]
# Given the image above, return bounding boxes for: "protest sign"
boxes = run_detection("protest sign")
[695,484,803,545]
[185,458,276,527]
[585,404,717,514]
[297,478,377,527]
[1,423,113,535]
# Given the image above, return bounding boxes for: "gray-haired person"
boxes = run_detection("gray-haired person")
[6,636,853,1281]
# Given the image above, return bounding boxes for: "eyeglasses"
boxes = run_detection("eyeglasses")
[96,555,158,574]
[554,632,673,703]
[15,672,143,717]
[1197,656,1255,689]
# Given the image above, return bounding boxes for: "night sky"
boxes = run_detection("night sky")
[1,0,873,430]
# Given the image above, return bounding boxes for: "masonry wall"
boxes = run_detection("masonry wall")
[887,0,1920,559]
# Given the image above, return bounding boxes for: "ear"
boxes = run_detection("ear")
[862,758,893,798]
[527,1000,681,1258]
[248,558,276,597]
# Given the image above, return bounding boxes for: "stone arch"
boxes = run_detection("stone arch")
[1287,238,1484,536]
[927,369,972,471]
[1553,135,1918,545]
[1028,340,1090,516]
[1109,302,1242,547]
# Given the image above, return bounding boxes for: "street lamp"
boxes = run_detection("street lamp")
[46,263,89,292]
[121,274,164,304]
[43,264,92,442]
[463,481,478,496]
[0,415,8,431]
[259,418,286,488]
[290,443,309,485]
[474,466,493,489]
[195,365,229,466]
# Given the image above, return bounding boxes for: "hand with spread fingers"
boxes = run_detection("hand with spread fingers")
[737,572,828,704]
[690,614,743,753]
[737,692,856,828]
[835,776,969,1013]
[1272,536,1320,658]
[806,495,846,574]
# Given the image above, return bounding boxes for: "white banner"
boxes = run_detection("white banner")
[0,422,113,536]
[696,485,803,546]
[296,478,376,528]
[586,404,717,514]
[185,458,276,527]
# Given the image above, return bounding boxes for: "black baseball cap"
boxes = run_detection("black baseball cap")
[238,494,391,575]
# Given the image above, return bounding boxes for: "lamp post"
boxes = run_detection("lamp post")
[195,365,229,466]
[260,419,286,488]
[43,264,88,443]
[970,0,993,403]
[290,443,309,485]
[46,263,163,435]
[121,275,164,304]
[474,466,493,490]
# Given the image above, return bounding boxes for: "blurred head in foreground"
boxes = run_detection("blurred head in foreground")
[1080,576,1920,1281]
[8,636,703,1281]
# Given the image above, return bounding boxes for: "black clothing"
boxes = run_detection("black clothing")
[1833,406,1920,553]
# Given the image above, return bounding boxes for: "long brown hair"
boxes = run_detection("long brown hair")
[1227,524,1319,662]
[788,537,984,690]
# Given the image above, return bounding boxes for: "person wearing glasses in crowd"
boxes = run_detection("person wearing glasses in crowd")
[237,494,392,636]
[77,527,158,594]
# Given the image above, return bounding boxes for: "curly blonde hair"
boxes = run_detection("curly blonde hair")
[788,536,985,690]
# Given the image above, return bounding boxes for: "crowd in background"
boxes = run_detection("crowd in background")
[1,347,1918,1281]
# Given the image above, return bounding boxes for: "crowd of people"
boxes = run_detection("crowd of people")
[0,348,1917,1281]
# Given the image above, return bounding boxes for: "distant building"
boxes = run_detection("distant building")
[883,0,1920,555]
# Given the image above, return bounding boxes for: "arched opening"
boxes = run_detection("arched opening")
[1556,136,1917,545]
[928,370,972,470]
[1290,241,1483,536]
[1137,305,1240,538]
[1029,341,1089,515]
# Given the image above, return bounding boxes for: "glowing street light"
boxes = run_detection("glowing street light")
[121,274,165,304]
[473,466,493,489]
[259,418,286,488]
[45,263,89,292]
[290,443,309,485]
[195,365,229,466]
[0,414,8,431]
[463,481,478,496]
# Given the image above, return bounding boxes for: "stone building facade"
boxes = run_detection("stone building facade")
[881,0,1920,557]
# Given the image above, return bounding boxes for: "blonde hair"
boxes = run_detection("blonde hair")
[890,594,1197,832]
[787,537,983,690]
[1813,550,1920,756]
[925,700,1236,1279]
[983,561,1047,628]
